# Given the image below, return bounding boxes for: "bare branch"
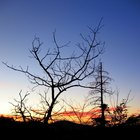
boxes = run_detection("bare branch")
[3,21,104,124]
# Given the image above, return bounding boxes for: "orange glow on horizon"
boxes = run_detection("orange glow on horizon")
[0,106,139,125]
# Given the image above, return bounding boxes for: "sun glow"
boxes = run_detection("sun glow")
[0,101,12,115]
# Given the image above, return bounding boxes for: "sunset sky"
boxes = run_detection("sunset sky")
[0,0,140,116]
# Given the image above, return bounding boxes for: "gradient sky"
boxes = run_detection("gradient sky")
[0,0,140,115]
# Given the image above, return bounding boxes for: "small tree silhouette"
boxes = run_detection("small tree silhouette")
[9,90,33,122]
[109,91,132,125]
[61,95,96,125]
[125,114,140,125]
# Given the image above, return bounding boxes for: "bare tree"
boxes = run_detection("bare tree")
[109,90,132,125]
[3,20,104,124]
[61,96,97,125]
[89,62,112,127]
[9,90,33,122]
[30,91,65,123]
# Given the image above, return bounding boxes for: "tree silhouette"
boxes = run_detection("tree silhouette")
[3,20,104,124]
[62,95,95,125]
[89,62,112,127]
[109,91,132,125]
[9,90,33,122]
[125,114,140,125]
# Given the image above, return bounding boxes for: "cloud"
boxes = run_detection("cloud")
[58,108,102,118]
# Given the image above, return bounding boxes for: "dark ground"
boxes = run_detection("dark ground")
[0,120,139,139]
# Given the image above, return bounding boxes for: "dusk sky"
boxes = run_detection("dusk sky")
[0,0,140,115]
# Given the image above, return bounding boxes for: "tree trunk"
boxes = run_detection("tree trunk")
[100,62,105,127]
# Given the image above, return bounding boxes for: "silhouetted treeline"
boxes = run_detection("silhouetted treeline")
[0,115,139,139]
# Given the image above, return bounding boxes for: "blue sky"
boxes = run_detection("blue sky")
[0,0,140,115]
